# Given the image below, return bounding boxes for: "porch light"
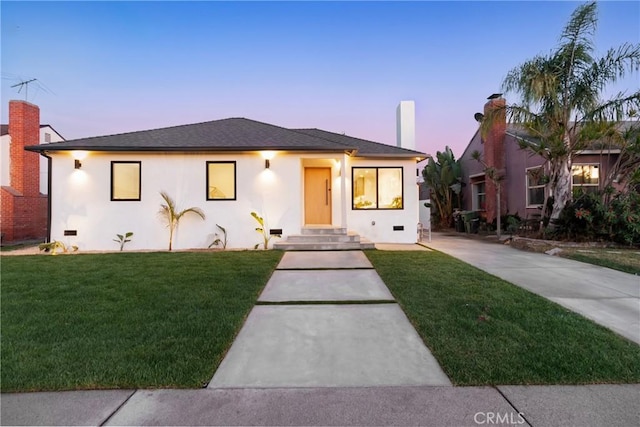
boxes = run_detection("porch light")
[261,151,275,169]
[72,150,88,169]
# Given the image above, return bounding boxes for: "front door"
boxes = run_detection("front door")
[304,167,332,225]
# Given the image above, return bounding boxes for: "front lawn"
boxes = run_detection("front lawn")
[366,250,640,386]
[1,251,282,392]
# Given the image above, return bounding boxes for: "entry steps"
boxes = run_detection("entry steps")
[273,227,375,251]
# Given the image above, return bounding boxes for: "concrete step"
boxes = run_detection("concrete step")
[275,227,373,251]
[286,232,360,243]
[301,227,347,236]
[272,241,365,251]
[359,238,376,250]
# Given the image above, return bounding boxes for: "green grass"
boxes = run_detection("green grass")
[560,248,640,275]
[366,250,640,386]
[1,251,282,392]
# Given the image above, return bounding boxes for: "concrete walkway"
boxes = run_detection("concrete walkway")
[425,233,640,345]
[208,250,451,388]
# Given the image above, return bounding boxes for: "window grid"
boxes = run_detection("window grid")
[352,167,404,210]
[526,166,545,207]
[472,181,486,211]
[571,164,600,194]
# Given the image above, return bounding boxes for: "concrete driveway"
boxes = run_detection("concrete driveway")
[426,233,640,345]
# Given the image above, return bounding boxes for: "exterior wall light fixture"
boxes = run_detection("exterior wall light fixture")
[265,159,270,169]
[74,159,82,169]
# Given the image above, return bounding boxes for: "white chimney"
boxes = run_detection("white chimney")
[396,100,415,150]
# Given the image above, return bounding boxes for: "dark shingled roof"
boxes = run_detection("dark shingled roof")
[293,128,425,158]
[24,117,426,159]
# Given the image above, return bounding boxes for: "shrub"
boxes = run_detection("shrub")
[551,190,640,245]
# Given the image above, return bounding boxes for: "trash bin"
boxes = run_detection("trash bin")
[454,211,465,232]
[462,211,479,234]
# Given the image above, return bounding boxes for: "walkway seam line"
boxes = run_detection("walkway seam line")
[256,300,397,306]
[275,267,375,271]
[494,386,534,427]
[99,389,137,426]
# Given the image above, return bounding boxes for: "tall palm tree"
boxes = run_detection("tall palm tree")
[158,191,205,251]
[496,1,640,224]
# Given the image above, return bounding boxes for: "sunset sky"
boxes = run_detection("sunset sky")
[2,1,638,159]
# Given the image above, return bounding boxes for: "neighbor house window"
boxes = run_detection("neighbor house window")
[44,132,51,143]
[206,161,236,200]
[572,164,599,194]
[472,181,486,211]
[352,167,403,209]
[526,166,546,207]
[111,161,141,201]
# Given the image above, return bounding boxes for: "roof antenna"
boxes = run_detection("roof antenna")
[11,78,37,101]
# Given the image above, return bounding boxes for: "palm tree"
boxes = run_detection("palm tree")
[494,1,640,224]
[158,191,205,251]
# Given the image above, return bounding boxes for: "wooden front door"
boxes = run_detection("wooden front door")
[304,167,332,225]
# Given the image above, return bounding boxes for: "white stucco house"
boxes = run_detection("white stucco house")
[26,115,426,251]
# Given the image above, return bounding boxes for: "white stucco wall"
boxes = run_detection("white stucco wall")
[346,157,419,244]
[39,126,64,194]
[48,151,420,250]
[0,134,9,186]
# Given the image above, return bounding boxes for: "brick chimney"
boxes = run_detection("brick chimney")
[9,100,41,196]
[482,94,507,224]
[1,100,47,243]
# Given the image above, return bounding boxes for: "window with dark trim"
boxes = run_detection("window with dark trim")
[111,161,141,201]
[352,167,403,209]
[206,161,236,200]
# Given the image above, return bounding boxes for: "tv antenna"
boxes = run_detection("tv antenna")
[11,78,37,100]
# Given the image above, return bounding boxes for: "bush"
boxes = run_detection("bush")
[551,190,640,246]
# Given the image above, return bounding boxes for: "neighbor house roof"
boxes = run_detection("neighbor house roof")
[24,117,426,159]
[505,121,637,151]
[1,124,61,137]
[461,121,636,159]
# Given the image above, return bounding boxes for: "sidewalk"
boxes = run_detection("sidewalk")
[424,233,640,345]
[3,384,639,426]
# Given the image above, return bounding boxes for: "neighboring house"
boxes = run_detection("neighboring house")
[1,100,64,243]
[459,95,628,224]
[26,109,426,251]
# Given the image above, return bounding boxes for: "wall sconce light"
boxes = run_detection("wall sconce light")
[74,159,82,169]
[265,159,270,169]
